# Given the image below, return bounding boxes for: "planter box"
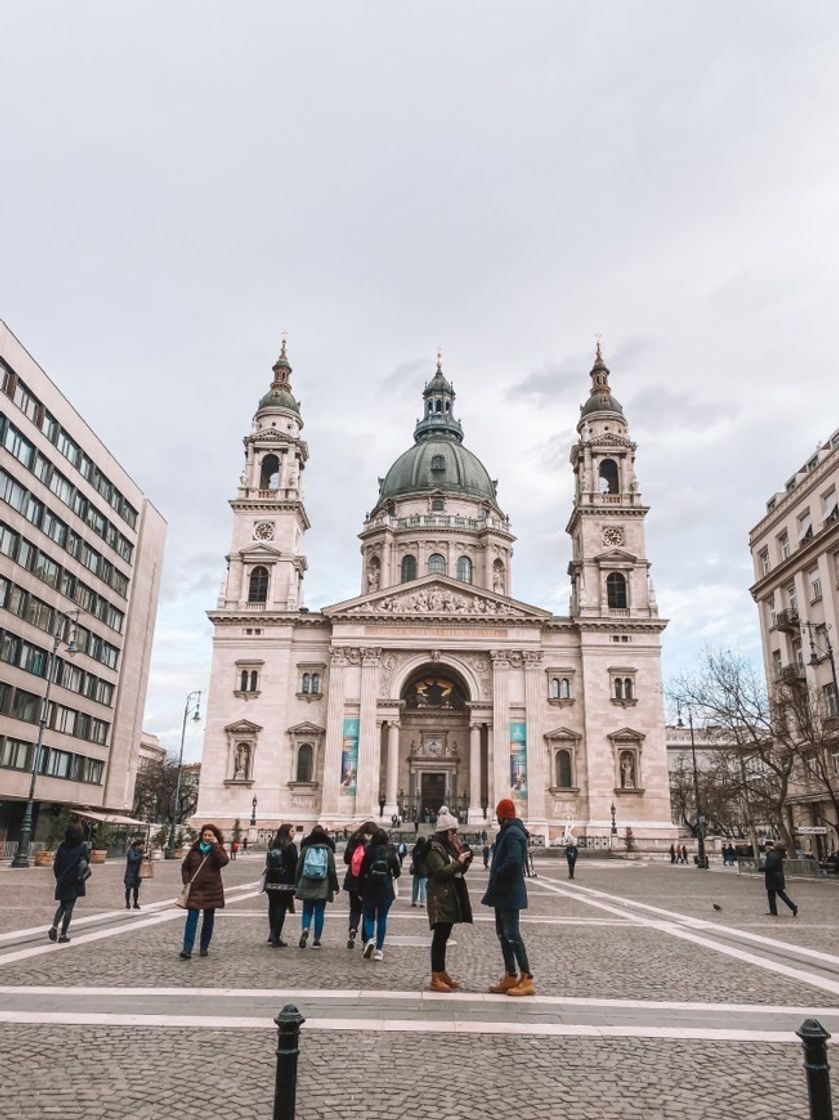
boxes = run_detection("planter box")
[34,850,54,867]
[89,849,108,864]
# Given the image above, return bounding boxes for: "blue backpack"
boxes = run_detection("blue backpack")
[302,845,328,881]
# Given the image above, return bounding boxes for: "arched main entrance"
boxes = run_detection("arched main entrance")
[399,665,470,822]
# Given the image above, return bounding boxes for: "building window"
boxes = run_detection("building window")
[239,669,259,693]
[825,683,839,720]
[456,555,472,583]
[555,749,573,788]
[260,453,280,490]
[778,532,790,560]
[296,743,314,783]
[772,649,783,679]
[611,672,636,703]
[759,549,770,576]
[401,554,417,582]
[248,565,269,603]
[428,553,446,575]
[431,498,445,512]
[599,459,619,494]
[431,455,445,470]
[798,510,813,543]
[606,572,627,609]
[810,573,822,603]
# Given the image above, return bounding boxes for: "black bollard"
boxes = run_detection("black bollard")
[797,1018,834,1120]
[273,1003,305,1120]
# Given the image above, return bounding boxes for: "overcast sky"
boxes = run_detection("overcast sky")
[2,2,838,761]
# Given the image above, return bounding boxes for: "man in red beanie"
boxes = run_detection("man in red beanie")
[480,798,534,996]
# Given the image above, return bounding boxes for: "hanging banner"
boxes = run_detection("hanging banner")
[509,720,528,802]
[340,718,359,795]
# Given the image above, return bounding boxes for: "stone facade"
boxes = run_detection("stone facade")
[195,343,674,846]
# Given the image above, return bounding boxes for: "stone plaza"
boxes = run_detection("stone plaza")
[1,851,838,1118]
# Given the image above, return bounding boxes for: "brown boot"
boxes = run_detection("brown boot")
[488,973,519,994]
[429,972,453,993]
[442,971,461,990]
[506,973,535,997]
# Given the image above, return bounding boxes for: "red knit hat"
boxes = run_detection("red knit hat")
[495,798,516,820]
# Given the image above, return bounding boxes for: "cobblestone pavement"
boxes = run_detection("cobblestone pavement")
[1,853,838,1118]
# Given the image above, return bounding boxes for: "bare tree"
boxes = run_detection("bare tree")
[773,667,839,833]
[133,756,198,825]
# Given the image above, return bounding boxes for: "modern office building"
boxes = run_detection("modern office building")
[195,341,675,848]
[0,321,166,844]
[749,426,839,854]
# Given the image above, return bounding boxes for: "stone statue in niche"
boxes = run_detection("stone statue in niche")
[493,567,505,594]
[620,750,636,789]
[367,565,380,592]
[234,742,250,780]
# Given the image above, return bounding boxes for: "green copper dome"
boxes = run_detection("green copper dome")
[377,356,497,503]
[580,343,623,418]
[257,340,300,415]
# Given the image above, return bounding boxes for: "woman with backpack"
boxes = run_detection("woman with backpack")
[425,806,473,992]
[295,824,339,948]
[357,828,401,961]
[264,824,298,947]
[343,820,375,949]
[48,822,90,943]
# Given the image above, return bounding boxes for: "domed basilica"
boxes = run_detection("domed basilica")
[195,342,674,847]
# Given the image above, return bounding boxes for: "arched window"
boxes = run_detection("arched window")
[401,554,417,582]
[260,453,281,490]
[248,565,269,603]
[311,672,321,693]
[249,671,258,691]
[431,498,445,511]
[302,673,311,694]
[550,677,560,699]
[560,677,571,700]
[606,572,627,608]
[456,555,472,583]
[614,678,623,700]
[240,670,249,692]
[296,743,314,783]
[556,749,572,788]
[428,553,446,575]
[624,677,634,700]
[431,454,445,471]
[599,458,619,494]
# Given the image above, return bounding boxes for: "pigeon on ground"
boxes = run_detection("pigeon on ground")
[712,904,723,912]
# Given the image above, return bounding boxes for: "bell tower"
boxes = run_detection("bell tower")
[566,344,658,621]
[217,339,310,612]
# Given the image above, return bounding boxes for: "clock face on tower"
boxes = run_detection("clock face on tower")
[253,521,275,542]
[602,526,624,547]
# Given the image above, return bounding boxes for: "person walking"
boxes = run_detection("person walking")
[669,843,677,864]
[295,824,339,948]
[482,842,491,870]
[179,824,229,960]
[679,844,688,865]
[764,841,798,917]
[124,838,145,910]
[48,822,90,943]
[410,836,429,906]
[357,827,401,961]
[425,806,473,992]
[482,798,534,997]
[564,840,579,880]
[264,824,298,947]
[230,838,240,861]
[342,821,375,949]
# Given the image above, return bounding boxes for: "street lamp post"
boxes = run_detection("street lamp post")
[11,610,79,868]
[610,802,617,836]
[165,690,201,860]
[251,795,258,827]
[679,708,708,869]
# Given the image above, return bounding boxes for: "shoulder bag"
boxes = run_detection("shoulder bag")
[176,854,210,909]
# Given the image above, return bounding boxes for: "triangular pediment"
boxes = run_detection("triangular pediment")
[322,574,551,621]
[287,721,326,735]
[544,725,582,741]
[594,548,637,564]
[224,719,263,733]
[237,542,282,559]
[608,726,645,742]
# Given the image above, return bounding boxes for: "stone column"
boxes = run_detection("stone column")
[524,651,546,825]
[355,648,382,818]
[384,720,400,817]
[320,649,348,819]
[490,650,510,811]
[467,722,483,824]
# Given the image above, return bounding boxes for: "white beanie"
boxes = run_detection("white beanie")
[435,806,459,832]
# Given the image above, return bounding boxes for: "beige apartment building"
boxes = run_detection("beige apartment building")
[0,321,166,845]
[749,427,839,854]
[196,342,676,849]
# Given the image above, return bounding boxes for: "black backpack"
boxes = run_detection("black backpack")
[369,848,392,884]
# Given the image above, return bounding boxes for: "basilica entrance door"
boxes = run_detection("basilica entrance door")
[420,772,446,816]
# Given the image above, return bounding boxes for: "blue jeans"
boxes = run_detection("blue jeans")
[494,908,530,975]
[362,896,392,949]
[183,908,215,953]
[412,875,427,905]
[302,900,325,940]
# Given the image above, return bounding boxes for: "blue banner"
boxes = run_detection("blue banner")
[510,720,527,803]
[340,718,359,795]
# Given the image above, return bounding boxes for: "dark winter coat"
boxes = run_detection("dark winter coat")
[764,848,786,891]
[342,835,367,894]
[482,818,529,910]
[565,844,578,866]
[265,841,298,891]
[181,841,229,911]
[124,847,144,888]
[53,841,90,902]
[295,834,340,902]
[425,835,473,928]
[358,841,401,904]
